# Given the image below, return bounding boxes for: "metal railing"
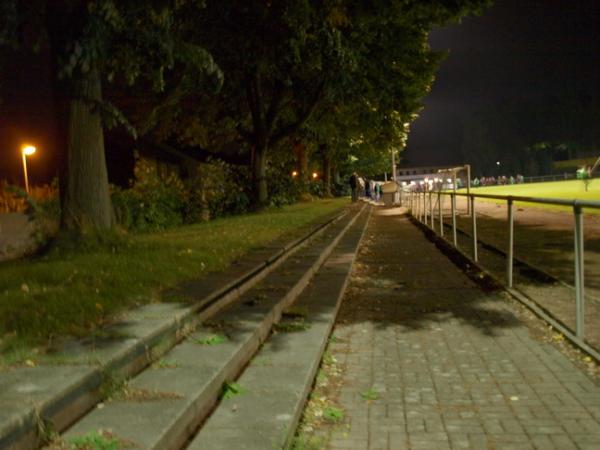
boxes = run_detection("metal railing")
[402,189,600,350]
[523,173,576,184]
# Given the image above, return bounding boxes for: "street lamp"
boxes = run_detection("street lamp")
[21,144,36,194]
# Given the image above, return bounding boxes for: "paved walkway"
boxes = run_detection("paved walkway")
[300,207,600,450]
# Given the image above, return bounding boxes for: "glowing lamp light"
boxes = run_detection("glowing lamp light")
[22,145,36,156]
[21,144,37,194]
[312,172,318,179]
[291,170,298,177]
[496,161,501,166]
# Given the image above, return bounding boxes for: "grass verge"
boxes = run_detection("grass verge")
[0,199,347,361]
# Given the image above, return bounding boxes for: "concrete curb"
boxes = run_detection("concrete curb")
[62,205,368,449]
[0,206,356,450]
[188,207,373,449]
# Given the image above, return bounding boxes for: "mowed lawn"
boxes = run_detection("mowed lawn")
[0,199,347,358]
[459,179,600,213]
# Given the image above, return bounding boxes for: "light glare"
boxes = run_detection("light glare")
[22,145,36,156]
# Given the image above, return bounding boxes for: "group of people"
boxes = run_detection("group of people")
[472,174,524,187]
[348,172,382,202]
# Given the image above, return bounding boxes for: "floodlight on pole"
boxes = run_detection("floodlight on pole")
[21,144,36,194]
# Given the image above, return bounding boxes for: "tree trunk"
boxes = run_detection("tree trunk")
[61,68,114,232]
[252,142,269,206]
[293,141,309,195]
[323,152,332,197]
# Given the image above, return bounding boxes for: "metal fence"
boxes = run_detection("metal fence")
[469,172,598,186]
[522,173,577,184]
[401,189,600,354]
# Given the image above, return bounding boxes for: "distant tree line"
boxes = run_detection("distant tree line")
[1,0,490,234]
[461,92,600,177]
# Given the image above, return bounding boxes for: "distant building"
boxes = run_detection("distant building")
[395,165,457,182]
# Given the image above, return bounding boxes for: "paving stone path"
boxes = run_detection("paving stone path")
[300,207,600,450]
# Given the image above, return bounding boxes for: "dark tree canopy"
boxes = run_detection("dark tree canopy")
[1,0,221,232]
[1,0,491,226]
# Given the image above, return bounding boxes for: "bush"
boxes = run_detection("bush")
[202,160,252,218]
[112,184,184,232]
[267,167,301,207]
[331,180,351,197]
[112,158,186,232]
[308,179,324,198]
[111,157,253,231]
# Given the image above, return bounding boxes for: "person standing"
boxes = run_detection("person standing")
[349,172,358,202]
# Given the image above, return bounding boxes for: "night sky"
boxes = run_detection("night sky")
[402,0,600,167]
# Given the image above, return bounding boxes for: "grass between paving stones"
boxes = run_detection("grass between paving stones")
[273,319,311,333]
[194,334,228,345]
[286,435,324,450]
[295,343,347,445]
[220,381,246,400]
[0,199,347,363]
[322,406,344,422]
[151,358,180,369]
[68,431,122,450]
[360,387,380,401]
[44,429,132,450]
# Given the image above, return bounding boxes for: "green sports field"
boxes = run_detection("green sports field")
[457,179,600,212]
[466,179,599,200]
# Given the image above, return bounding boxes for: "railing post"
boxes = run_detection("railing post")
[471,196,478,262]
[413,192,416,218]
[574,205,585,340]
[507,198,514,288]
[451,193,457,247]
[429,191,433,228]
[423,191,427,224]
[438,192,443,236]
[415,192,418,220]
